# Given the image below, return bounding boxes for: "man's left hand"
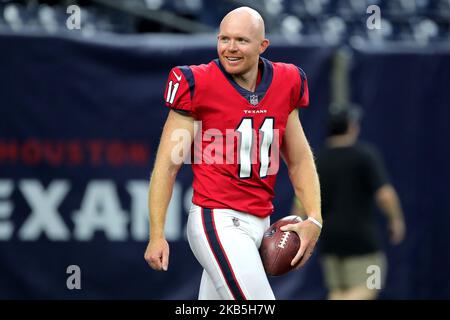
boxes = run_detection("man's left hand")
[280,218,321,269]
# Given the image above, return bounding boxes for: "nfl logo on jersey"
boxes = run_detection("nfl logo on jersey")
[249,94,259,106]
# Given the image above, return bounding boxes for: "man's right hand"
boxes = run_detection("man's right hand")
[144,238,170,271]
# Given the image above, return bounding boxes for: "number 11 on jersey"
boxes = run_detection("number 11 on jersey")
[166,80,179,104]
[236,117,275,179]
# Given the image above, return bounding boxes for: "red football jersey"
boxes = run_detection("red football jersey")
[164,58,309,217]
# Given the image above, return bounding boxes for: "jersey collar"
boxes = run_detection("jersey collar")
[214,57,273,106]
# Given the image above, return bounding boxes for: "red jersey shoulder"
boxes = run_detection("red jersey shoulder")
[271,62,309,110]
[164,62,214,114]
[189,62,215,79]
[164,66,192,112]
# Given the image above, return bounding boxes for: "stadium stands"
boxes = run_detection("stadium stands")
[0,0,448,45]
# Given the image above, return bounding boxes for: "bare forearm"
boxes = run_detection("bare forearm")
[282,109,321,222]
[289,153,321,222]
[148,163,180,240]
[147,111,194,240]
[376,185,404,221]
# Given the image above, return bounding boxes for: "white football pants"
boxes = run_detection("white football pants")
[187,204,275,300]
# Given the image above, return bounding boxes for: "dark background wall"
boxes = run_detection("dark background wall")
[0,33,448,299]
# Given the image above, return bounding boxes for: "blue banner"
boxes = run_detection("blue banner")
[1,33,448,299]
[0,33,333,299]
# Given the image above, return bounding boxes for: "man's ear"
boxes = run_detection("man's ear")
[259,39,270,54]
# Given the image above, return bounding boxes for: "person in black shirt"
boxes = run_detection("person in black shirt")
[293,104,405,299]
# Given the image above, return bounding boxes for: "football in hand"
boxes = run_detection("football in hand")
[259,215,302,276]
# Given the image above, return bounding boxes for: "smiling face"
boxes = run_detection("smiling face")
[217,7,269,76]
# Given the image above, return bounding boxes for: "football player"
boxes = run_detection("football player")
[145,6,322,300]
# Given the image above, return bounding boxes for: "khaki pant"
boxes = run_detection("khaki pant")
[321,252,387,291]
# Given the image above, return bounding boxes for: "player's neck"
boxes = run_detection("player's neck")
[232,63,259,92]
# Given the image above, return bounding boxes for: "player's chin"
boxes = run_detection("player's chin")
[223,65,244,75]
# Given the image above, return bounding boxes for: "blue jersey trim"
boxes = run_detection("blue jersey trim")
[178,65,195,101]
[214,57,273,106]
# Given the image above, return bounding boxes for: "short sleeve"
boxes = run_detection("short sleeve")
[289,66,309,113]
[363,145,389,192]
[164,66,195,113]
[295,67,309,108]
